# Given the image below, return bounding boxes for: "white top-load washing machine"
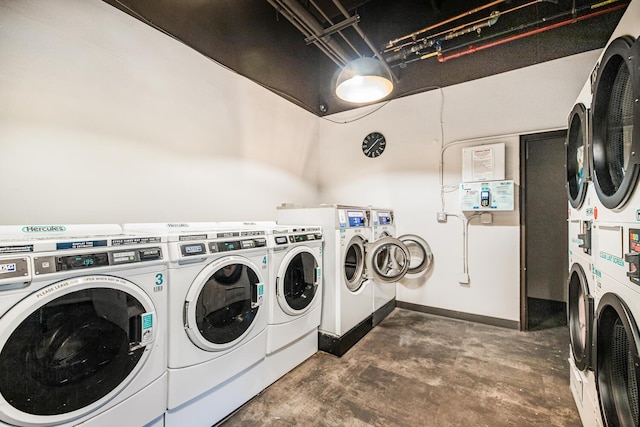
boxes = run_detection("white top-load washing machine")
[264,224,323,388]
[369,208,434,326]
[588,32,640,427]
[0,224,167,427]
[276,205,413,356]
[121,222,268,427]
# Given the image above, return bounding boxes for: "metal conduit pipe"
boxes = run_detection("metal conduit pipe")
[267,0,345,65]
[330,0,398,82]
[384,11,499,66]
[269,0,354,65]
[307,0,362,57]
[385,0,507,50]
[437,2,628,62]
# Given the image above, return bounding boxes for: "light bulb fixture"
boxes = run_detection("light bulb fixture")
[335,57,394,103]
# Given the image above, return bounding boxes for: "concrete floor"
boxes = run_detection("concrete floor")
[219,308,581,426]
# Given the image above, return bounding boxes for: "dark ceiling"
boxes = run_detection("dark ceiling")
[103,0,627,116]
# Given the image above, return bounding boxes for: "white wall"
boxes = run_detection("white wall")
[318,50,601,322]
[2,0,636,324]
[0,0,319,224]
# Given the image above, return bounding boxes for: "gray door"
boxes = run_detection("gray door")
[521,130,568,330]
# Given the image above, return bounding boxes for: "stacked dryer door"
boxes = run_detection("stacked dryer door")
[589,34,640,427]
[0,226,168,427]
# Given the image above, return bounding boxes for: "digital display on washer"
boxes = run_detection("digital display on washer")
[56,253,109,270]
[347,210,365,227]
[275,236,288,245]
[219,241,241,252]
[378,212,392,225]
[180,243,206,256]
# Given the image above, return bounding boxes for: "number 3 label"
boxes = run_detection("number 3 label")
[155,273,164,286]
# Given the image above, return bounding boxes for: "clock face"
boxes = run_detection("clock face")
[362,132,386,158]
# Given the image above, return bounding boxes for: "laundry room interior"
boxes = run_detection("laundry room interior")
[1,0,639,426]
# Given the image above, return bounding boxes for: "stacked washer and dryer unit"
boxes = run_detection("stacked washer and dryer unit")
[121,222,270,427]
[276,205,431,356]
[0,224,168,427]
[567,20,640,426]
[566,101,600,426]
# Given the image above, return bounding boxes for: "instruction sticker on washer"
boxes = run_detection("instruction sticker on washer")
[140,312,155,345]
[460,180,514,211]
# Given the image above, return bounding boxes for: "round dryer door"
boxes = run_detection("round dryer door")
[397,234,433,276]
[344,235,366,292]
[0,276,155,426]
[591,36,640,210]
[366,236,410,284]
[184,256,264,351]
[596,293,640,426]
[566,103,590,209]
[567,263,594,371]
[276,246,320,315]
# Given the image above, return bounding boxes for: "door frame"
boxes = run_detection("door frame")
[519,129,567,331]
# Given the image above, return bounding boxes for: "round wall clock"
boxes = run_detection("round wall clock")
[362,132,386,158]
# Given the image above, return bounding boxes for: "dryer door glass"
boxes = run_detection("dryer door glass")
[0,288,146,416]
[344,237,365,292]
[397,234,434,276]
[566,103,589,209]
[280,252,318,312]
[596,293,640,426]
[367,237,410,284]
[591,36,640,209]
[567,263,593,371]
[195,263,260,345]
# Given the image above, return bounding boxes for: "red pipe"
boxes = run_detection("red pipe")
[437,3,628,62]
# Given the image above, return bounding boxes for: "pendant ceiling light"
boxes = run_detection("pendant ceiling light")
[335,57,394,103]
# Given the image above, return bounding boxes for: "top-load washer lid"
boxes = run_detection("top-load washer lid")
[596,293,640,426]
[566,103,590,209]
[567,263,594,371]
[591,35,640,210]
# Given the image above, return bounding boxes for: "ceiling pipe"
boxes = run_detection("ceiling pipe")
[329,0,398,82]
[385,0,507,50]
[267,0,345,65]
[307,0,362,57]
[269,0,354,65]
[437,2,628,62]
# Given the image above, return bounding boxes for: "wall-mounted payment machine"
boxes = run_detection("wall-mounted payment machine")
[460,180,515,211]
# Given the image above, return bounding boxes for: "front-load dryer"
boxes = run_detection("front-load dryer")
[368,208,433,326]
[121,222,268,427]
[565,96,601,427]
[264,225,323,388]
[0,224,167,427]
[590,35,640,218]
[591,236,640,427]
[588,34,640,427]
[276,205,412,356]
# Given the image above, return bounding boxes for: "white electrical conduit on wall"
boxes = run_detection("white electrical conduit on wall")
[439,128,561,283]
